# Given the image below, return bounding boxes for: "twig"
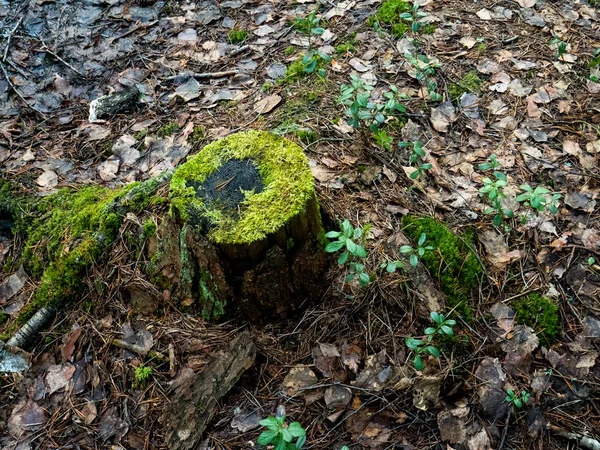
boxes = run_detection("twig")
[111,338,169,362]
[548,424,600,450]
[497,409,511,450]
[230,44,250,56]
[108,20,159,42]
[164,69,238,82]
[2,17,23,62]
[36,44,85,77]
[0,61,47,117]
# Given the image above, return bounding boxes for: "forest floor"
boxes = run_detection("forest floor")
[1,0,600,449]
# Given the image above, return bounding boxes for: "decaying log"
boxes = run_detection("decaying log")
[161,331,256,450]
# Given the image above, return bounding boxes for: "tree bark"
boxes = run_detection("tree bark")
[161,331,256,450]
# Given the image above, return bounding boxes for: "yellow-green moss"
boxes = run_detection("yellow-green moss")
[422,24,436,34]
[169,131,314,245]
[402,216,483,322]
[157,121,179,138]
[513,293,560,346]
[448,70,483,100]
[227,29,248,44]
[368,0,413,37]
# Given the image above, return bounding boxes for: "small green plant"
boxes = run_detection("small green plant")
[373,129,393,150]
[550,36,568,59]
[589,256,596,266]
[285,46,296,56]
[478,154,500,171]
[325,220,370,286]
[291,11,331,78]
[406,311,456,370]
[380,259,405,273]
[398,2,428,32]
[398,140,432,180]
[404,52,443,101]
[293,10,325,36]
[258,416,306,450]
[505,389,531,408]
[448,70,483,100]
[227,29,248,44]
[133,364,152,389]
[479,171,514,227]
[515,184,561,215]
[399,232,434,267]
[335,42,356,55]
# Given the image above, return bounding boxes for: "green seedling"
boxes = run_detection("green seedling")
[400,232,434,267]
[550,36,568,59]
[478,154,500,171]
[404,52,443,101]
[516,184,561,214]
[380,259,405,273]
[505,389,531,409]
[479,171,513,226]
[325,220,370,286]
[398,140,432,179]
[292,11,331,78]
[399,2,429,32]
[406,311,456,370]
[338,75,375,129]
[258,416,306,450]
[293,10,324,36]
[589,257,596,266]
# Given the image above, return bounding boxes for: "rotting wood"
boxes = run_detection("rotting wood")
[161,331,256,450]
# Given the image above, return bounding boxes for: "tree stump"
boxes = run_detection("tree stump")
[1,131,327,338]
[150,131,328,321]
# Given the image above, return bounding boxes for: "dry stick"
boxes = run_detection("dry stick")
[164,69,238,82]
[8,306,57,349]
[230,44,250,56]
[2,17,23,62]
[36,44,85,77]
[497,409,511,450]
[110,338,169,362]
[108,20,159,42]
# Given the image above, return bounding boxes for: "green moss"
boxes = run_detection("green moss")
[589,55,600,68]
[295,129,318,144]
[402,216,483,322]
[368,0,412,26]
[133,364,152,389]
[285,46,297,56]
[422,24,436,34]
[391,22,410,38]
[335,42,356,55]
[448,70,483,100]
[190,126,205,147]
[283,58,307,84]
[134,129,148,141]
[477,43,487,55]
[169,131,314,246]
[0,311,7,326]
[513,293,560,346]
[143,219,156,239]
[227,29,248,44]
[157,121,179,138]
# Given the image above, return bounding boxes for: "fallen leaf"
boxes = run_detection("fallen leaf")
[253,94,281,114]
[36,169,58,188]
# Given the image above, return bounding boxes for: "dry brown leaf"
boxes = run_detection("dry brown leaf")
[253,94,281,114]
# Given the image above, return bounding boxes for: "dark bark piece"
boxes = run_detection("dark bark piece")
[161,331,256,450]
[88,86,139,122]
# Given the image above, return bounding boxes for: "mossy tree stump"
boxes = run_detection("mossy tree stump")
[150,131,327,321]
[1,131,327,340]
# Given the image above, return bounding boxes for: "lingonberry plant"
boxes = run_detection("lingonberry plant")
[399,232,434,267]
[406,311,456,370]
[325,220,370,286]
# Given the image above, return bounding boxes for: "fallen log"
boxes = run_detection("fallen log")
[161,331,256,450]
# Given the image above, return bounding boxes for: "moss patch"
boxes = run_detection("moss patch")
[227,29,248,44]
[169,131,314,245]
[368,0,413,37]
[448,70,483,100]
[513,293,560,346]
[402,216,483,321]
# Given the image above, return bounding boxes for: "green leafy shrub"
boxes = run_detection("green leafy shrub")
[513,293,559,345]
[258,416,306,449]
[227,29,248,44]
[402,216,483,321]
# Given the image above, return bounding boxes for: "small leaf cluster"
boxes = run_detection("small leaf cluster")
[398,141,432,179]
[406,311,456,370]
[505,389,531,409]
[290,12,331,78]
[478,155,561,227]
[404,52,443,101]
[338,75,408,131]
[325,220,370,286]
[398,3,429,33]
[550,36,568,59]
[133,364,152,389]
[400,232,434,266]
[516,184,561,215]
[258,416,306,450]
